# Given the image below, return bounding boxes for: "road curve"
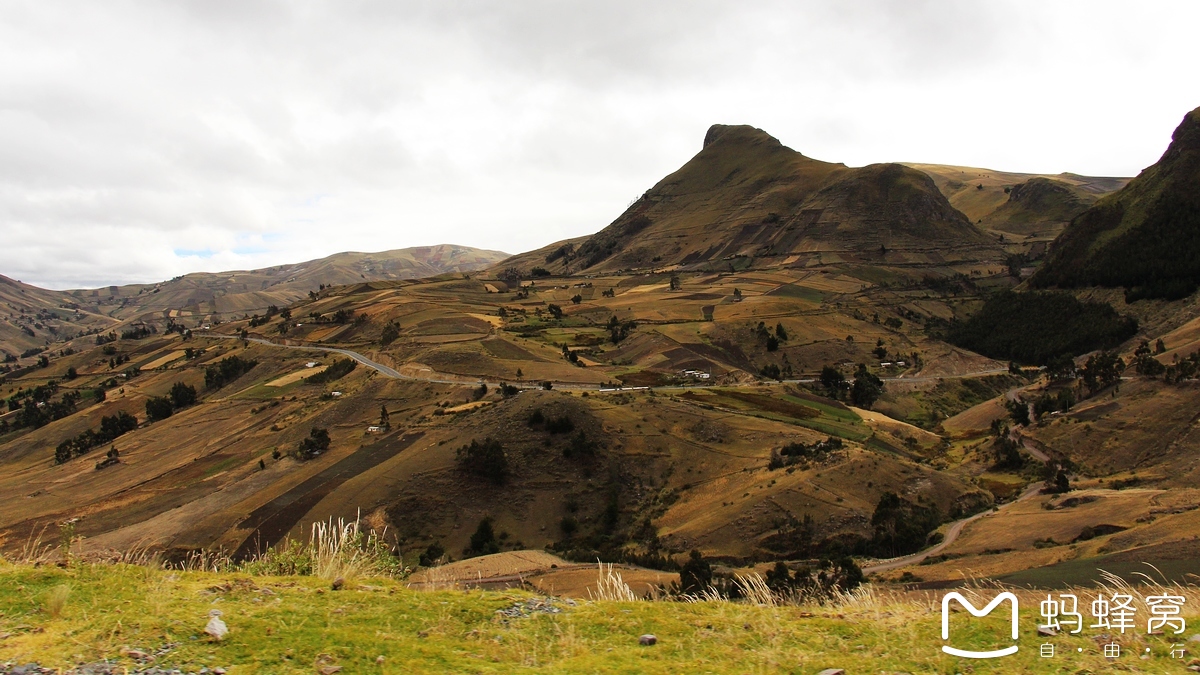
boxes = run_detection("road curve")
[861,483,1043,575]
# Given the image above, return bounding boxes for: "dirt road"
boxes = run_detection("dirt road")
[862,483,1043,575]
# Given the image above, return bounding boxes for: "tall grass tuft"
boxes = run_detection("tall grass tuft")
[45,584,70,618]
[239,514,406,581]
[589,563,639,602]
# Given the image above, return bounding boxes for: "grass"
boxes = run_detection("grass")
[1,562,1196,673]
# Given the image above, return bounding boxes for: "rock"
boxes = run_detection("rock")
[1037,625,1059,637]
[817,669,846,675]
[375,655,385,665]
[318,667,343,675]
[331,577,345,591]
[1191,634,1200,642]
[638,634,657,646]
[205,609,228,641]
[214,669,226,674]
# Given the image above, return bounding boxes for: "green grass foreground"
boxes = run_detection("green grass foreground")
[0,561,1195,673]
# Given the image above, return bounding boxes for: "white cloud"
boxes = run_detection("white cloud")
[0,0,1196,288]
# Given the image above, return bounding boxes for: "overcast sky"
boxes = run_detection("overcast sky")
[2,1,1197,289]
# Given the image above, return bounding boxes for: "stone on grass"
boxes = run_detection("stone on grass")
[817,669,846,675]
[638,634,657,646]
[205,609,228,641]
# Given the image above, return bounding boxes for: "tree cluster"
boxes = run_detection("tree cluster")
[204,355,259,389]
[55,411,138,464]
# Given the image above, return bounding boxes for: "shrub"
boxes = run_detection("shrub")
[463,517,500,557]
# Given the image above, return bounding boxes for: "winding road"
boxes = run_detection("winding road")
[862,483,1044,574]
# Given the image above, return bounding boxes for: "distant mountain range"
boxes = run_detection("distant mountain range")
[0,244,508,357]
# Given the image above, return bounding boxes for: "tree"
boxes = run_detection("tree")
[775,323,788,341]
[379,405,390,429]
[992,435,1024,470]
[669,275,680,290]
[820,366,847,399]
[456,437,509,484]
[850,364,884,409]
[547,304,564,320]
[464,517,500,557]
[870,492,940,557]
[732,288,742,301]
[766,335,779,352]
[1080,351,1124,394]
[280,308,292,321]
[498,382,519,397]
[678,550,712,595]
[145,396,174,422]
[571,294,582,305]
[297,427,331,460]
[169,382,197,408]
[380,320,401,347]
[65,367,77,380]
[1006,397,1031,427]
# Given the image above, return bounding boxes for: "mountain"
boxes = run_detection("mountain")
[61,244,510,321]
[503,125,999,275]
[1031,105,1200,300]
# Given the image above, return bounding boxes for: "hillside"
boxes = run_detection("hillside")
[1031,105,1200,300]
[504,125,1001,276]
[907,163,1127,239]
[979,177,1098,237]
[0,275,120,361]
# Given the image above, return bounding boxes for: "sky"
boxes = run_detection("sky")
[2,1,1198,289]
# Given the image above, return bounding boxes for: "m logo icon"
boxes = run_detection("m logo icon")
[941,591,1020,658]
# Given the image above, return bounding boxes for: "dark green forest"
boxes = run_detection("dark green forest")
[947,291,1137,364]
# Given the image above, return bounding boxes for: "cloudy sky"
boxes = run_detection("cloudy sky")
[2,1,1197,289]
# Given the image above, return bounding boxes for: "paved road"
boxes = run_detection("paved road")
[862,483,1044,575]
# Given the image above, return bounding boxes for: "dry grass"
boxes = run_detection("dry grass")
[588,563,639,602]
